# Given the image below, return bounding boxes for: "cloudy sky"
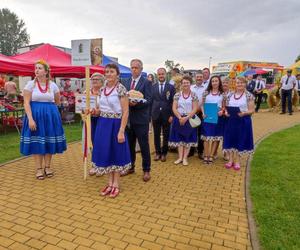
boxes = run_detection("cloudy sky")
[2,0,300,72]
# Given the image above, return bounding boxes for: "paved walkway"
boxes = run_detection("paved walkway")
[1,112,300,250]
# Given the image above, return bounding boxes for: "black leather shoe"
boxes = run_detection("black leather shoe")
[154,154,161,161]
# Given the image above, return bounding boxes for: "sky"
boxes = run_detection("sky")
[2,0,300,73]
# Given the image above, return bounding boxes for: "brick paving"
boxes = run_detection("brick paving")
[0,112,300,250]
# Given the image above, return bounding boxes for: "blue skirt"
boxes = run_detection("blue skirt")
[91,116,131,175]
[168,117,197,147]
[201,116,223,141]
[20,102,67,155]
[223,113,254,155]
[91,116,98,145]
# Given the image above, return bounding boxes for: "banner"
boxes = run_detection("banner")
[71,38,103,66]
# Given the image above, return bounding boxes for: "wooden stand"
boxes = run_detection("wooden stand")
[83,66,92,180]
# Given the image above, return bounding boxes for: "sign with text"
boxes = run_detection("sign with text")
[71,38,103,66]
[75,94,97,113]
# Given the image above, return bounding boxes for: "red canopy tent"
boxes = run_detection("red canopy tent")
[4,43,105,77]
[0,54,33,76]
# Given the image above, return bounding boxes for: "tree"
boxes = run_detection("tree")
[0,8,30,56]
[164,60,181,72]
[295,54,300,63]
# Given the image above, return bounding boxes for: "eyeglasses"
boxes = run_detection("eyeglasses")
[91,78,102,81]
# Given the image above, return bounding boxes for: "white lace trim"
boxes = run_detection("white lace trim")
[201,135,223,141]
[91,162,131,175]
[168,142,198,147]
[223,148,254,156]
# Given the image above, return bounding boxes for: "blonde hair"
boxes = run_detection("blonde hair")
[236,76,247,84]
[91,72,105,84]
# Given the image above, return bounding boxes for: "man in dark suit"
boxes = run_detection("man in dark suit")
[246,75,256,94]
[122,59,152,182]
[151,68,175,162]
[254,74,266,112]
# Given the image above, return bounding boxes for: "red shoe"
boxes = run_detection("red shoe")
[109,187,120,198]
[233,163,241,171]
[100,185,112,196]
[224,162,233,169]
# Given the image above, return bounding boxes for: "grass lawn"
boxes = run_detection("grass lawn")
[0,122,82,164]
[259,102,269,109]
[250,125,300,250]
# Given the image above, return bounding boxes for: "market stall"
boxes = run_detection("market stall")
[10,43,105,78]
[0,44,105,130]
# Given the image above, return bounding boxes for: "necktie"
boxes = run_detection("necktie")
[285,76,290,85]
[130,79,136,90]
[160,83,164,95]
[257,81,260,90]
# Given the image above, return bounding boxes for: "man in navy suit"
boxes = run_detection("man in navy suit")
[151,68,175,162]
[122,59,152,182]
[246,75,256,94]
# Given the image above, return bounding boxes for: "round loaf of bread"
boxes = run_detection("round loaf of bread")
[128,90,144,99]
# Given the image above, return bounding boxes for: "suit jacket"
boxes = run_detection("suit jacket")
[122,76,152,125]
[151,82,175,122]
[247,80,255,94]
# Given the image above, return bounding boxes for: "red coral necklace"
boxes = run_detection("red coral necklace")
[211,91,219,96]
[104,83,118,96]
[36,78,48,93]
[182,91,191,99]
[234,91,244,100]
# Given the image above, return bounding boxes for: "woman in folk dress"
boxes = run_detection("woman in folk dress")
[201,76,225,164]
[168,75,198,166]
[91,64,131,198]
[21,60,66,179]
[223,77,254,170]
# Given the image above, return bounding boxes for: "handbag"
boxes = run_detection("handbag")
[189,114,201,128]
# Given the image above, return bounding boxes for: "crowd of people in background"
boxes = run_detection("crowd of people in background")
[20,58,300,198]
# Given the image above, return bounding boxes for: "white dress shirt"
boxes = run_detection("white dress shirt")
[294,79,300,91]
[131,74,142,89]
[202,79,209,89]
[158,81,166,94]
[280,75,297,90]
[254,80,266,92]
[191,83,206,107]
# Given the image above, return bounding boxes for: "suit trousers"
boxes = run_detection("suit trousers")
[281,89,292,113]
[255,92,263,112]
[127,123,151,172]
[152,113,170,156]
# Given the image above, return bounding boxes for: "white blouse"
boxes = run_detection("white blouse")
[227,91,254,112]
[203,92,224,108]
[99,83,127,117]
[24,80,59,102]
[174,91,198,115]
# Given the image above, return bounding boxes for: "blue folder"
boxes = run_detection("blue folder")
[204,103,218,124]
